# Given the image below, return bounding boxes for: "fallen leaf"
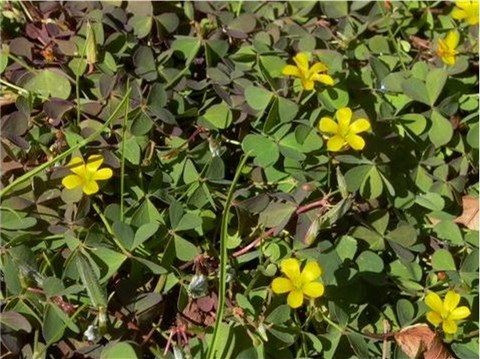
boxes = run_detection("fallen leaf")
[394,324,434,358]
[394,324,454,359]
[454,196,479,230]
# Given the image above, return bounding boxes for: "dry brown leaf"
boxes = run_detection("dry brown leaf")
[454,196,479,230]
[394,324,434,358]
[394,324,454,359]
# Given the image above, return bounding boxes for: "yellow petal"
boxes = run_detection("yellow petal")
[441,54,456,66]
[426,311,442,326]
[319,117,338,134]
[282,65,301,77]
[336,107,352,132]
[311,74,334,86]
[346,134,366,150]
[302,79,315,91]
[280,258,301,281]
[349,119,371,134]
[309,62,328,74]
[442,319,458,334]
[271,278,293,294]
[302,282,324,298]
[86,154,104,172]
[301,261,322,284]
[327,135,346,152]
[62,174,83,189]
[287,290,304,308]
[67,157,85,176]
[93,168,113,181]
[82,180,99,195]
[467,13,479,25]
[449,306,471,320]
[455,1,470,10]
[445,30,460,49]
[293,53,310,72]
[425,292,443,313]
[444,290,461,312]
[451,7,467,19]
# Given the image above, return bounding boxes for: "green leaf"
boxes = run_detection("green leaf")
[122,136,141,165]
[415,192,445,211]
[75,254,107,308]
[92,247,127,282]
[203,102,233,129]
[402,77,429,105]
[260,56,286,78]
[356,251,384,273]
[433,220,463,246]
[351,226,385,250]
[277,97,299,123]
[101,342,140,359]
[242,134,279,167]
[112,221,135,250]
[429,110,453,147]
[244,86,273,112]
[387,225,417,247]
[133,223,159,249]
[24,70,71,99]
[133,45,157,81]
[174,235,199,261]
[0,51,8,74]
[0,210,37,230]
[426,68,448,106]
[128,16,153,39]
[258,201,296,228]
[399,114,427,135]
[43,304,65,344]
[396,299,415,326]
[176,213,202,231]
[467,122,479,148]
[266,305,291,325]
[0,311,32,332]
[431,249,456,271]
[320,1,349,18]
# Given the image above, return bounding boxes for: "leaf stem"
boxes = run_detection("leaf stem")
[206,154,249,359]
[92,202,130,256]
[120,79,130,221]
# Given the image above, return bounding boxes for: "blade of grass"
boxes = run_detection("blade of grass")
[206,154,249,359]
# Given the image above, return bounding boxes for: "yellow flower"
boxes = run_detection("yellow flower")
[282,53,334,91]
[436,30,460,66]
[62,154,113,195]
[271,258,324,309]
[425,290,471,334]
[318,107,370,152]
[451,0,479,25]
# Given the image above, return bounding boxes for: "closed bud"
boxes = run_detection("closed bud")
[85,21,97,65]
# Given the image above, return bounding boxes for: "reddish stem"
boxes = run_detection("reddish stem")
[232,195,330,257]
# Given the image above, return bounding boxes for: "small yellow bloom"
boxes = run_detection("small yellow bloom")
[451,0,479,25]
[271,258,324,309]
[318,107,370,152]
[62,154,113,195]
[436,30,460,66]
[282,53,334,91]
[425,290,471,334]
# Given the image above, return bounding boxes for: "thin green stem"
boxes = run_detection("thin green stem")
[92,202,130,256]
[75,28,89,127]
[0,79,30,96]
[379,5,407,72]
[164,40,202,90]
[206,154,249,359]
[0,88,131,199]
[6,53,37,74]
[120,79,130,221]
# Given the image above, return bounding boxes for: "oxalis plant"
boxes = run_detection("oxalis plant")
[0,1,478,359]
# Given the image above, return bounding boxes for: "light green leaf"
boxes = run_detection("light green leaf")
[24,70,71,99]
